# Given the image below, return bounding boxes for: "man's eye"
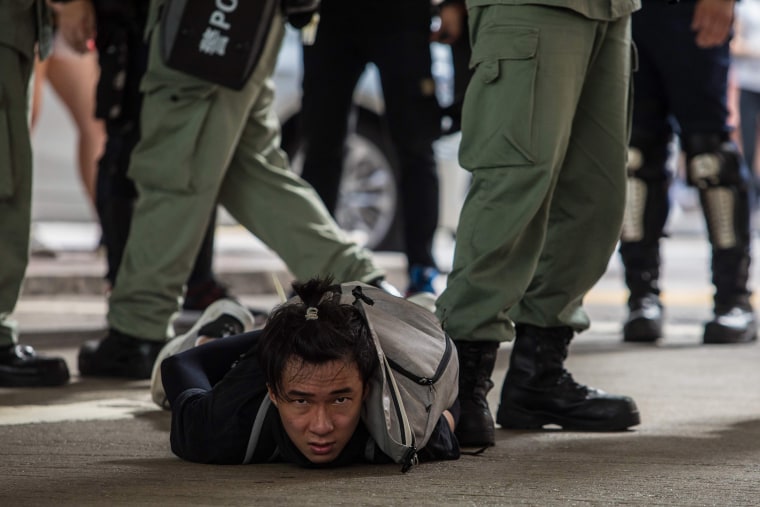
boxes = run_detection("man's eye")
[293,399,308,405]
[334,397,349,404]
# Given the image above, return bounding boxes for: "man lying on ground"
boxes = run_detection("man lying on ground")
[153,277,460,467]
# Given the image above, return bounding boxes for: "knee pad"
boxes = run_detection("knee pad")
[621,131,673,243]
[684,135,747,189]
[622,165,650,243]
[627,129,675,180]
[683,134,752,249]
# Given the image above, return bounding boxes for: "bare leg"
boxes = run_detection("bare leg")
[30,56,48,129]
[44,36,105,207]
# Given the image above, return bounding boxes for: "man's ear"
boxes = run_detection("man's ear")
[362,382,371,402]
[267,384,278,406]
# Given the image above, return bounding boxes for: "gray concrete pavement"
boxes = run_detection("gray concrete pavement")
[2,215,760,506]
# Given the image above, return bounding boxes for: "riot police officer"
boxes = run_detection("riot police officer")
[620,0,757,344]
[0,0,70,387]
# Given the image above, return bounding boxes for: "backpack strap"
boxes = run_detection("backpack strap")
[243,396,272,464]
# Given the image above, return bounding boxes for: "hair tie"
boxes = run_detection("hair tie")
[305,307,319,321]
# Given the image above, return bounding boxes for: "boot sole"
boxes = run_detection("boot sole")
[78,344,159,380]
[496,404,641,431]
[703,322,758,344]
[623,318,662,343]
[78,355,154,379]
[0,362,70,387]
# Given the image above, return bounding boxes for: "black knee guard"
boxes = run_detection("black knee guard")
[682,133,753,304]
[682,134,752,250]
[621,129,674,245]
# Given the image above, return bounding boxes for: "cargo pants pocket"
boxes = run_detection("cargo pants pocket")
[459,25,539,170]
[127,84,215,192]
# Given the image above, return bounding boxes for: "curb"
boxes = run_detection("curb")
[17,249,410,344]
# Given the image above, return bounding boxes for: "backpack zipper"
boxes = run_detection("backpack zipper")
[385,333,453,385]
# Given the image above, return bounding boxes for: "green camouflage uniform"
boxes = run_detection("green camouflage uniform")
[108,3,383,340]
[0,0,52,346]
[436,0,641,342]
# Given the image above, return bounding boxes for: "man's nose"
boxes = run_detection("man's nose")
[309,405,334,435]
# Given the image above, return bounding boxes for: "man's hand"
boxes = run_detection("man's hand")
[691,0,736,48]
[53,0,96,54]
[443,410,455,432]
[431,2,467,45]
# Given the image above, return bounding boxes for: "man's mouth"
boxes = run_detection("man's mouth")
[308,442,335,455]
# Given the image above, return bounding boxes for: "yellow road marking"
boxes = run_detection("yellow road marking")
[585,288,759,306]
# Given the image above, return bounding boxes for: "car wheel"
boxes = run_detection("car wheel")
[281,113,400,250]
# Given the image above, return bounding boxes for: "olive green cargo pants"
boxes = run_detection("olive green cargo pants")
[108,10,383,341]
[436,5,633,343]
[0,45,34,346]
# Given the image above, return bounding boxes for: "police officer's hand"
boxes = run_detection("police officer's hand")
[691,0,735,48]
[431,1,467,45]
[52,0,96,54]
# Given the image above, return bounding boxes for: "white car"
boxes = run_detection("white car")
[271,27,470,251]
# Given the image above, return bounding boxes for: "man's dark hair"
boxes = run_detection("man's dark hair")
[257,277,378,400]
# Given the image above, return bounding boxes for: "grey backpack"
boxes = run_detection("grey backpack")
[341,282,459,472]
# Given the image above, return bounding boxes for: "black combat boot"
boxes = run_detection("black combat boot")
[0,344,70,387]
[79,329,164,379]
[496,324,640,431]
[455,340,499,447]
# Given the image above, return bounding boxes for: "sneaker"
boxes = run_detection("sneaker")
[78,330,164,380]
[406,265,439,296]
[151,298,256,409]
[0,344,70,387]
[368,277,403,298]
[406,292,437,314]
[29,231,56,258]
[180,278,268,327]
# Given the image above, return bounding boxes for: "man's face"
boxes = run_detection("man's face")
[269,358,367,464]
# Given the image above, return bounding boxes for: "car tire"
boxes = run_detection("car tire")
[280,111,403,251]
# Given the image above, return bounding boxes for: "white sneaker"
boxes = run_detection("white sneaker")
[406,292,437,314]
[150,299,256,410]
